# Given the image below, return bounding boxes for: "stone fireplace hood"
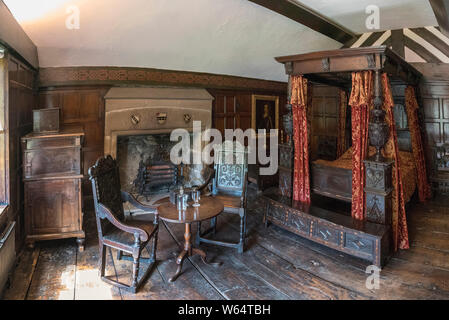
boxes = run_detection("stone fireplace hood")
[104,87,213,157]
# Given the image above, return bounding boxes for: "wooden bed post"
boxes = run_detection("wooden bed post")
[279,62,294,197]
[364,70,393,225]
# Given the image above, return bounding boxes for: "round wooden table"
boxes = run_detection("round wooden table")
[158,196,224,282]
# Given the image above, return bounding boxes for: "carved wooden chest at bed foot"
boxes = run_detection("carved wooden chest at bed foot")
[263,189,391,268]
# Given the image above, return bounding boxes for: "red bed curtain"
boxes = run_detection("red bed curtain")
[291,75,311,204]
[382,74,409,250]
[405,86,432,202]
[337,90,348,158]
[348,71,373,220]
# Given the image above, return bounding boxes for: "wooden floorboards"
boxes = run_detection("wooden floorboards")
[2,190,449,300]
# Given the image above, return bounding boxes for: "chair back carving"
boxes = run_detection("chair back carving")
[213,141,248,197]
[89,156,125,235]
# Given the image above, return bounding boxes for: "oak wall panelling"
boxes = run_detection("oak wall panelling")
[208,89,287,191]
[311,85,340,161]
[38,69,287,197]
[7,55,37,250]
[38,86,110,197]
[419,80,449,193]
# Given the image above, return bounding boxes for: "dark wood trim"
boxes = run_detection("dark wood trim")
[0,2,38,69]
[275,46,422,85]
[404,36,441,63]
[410,27,449,57]
[429,0,449,39]
[38,67,287,93]
[277,46,392,63]
[391,29,405,58]
[248,0,356,44]
[362,32,386,47]
[412,62,449,81]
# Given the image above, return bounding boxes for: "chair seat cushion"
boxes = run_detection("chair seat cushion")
[103,214,157,247]
[213,194,242,209]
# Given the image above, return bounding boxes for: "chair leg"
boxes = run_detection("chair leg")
[99,244,107,277]
[132,255,140,289]
[238,209,246,254]
[117,250,123,261]
[244,209,248,236]
[151,232,158,261]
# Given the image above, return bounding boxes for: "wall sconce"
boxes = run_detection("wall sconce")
[0,46,5,59]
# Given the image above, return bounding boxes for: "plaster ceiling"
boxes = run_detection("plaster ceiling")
[295,0,437,33]
[2,0,438,82]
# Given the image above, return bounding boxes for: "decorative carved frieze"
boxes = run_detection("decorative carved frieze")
[39,67,287,92]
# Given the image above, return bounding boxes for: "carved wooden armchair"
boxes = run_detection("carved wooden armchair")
[88,155,159,293]
[196,142,248,253]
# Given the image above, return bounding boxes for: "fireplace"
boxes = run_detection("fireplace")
[104,87,213,197]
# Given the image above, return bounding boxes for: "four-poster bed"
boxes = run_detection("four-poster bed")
[312,146,418,204]
[264,46,430,267]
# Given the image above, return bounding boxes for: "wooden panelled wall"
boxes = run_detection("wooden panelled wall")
[38,86,109,195]
[37,86,287,197]
[209,89,287,135]
[420,81,449,191]
[209,89,287,191]
[7,56,36,248]
[311,85,341,161]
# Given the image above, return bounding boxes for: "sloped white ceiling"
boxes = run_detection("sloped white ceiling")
[296,0,437,33]
[3,0,438,82]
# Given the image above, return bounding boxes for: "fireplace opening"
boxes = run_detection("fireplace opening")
[116,132,207,203]
[117,133,180,195]
[134,159,179,200]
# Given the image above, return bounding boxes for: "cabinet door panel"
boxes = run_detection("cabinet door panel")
[25,179,80,235]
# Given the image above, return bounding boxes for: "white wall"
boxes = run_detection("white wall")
[3,0,438,81]
[4,0,343,82]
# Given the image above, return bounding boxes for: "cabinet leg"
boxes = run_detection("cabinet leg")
[77,238,85,252]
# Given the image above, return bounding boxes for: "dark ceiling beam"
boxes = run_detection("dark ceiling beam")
[429,0,449,38]
[248,0,357,44]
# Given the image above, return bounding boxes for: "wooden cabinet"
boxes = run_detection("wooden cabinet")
[22,127,85,251]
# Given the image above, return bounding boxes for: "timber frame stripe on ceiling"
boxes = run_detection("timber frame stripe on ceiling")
[343,26,449,63]
[248,0,356,43]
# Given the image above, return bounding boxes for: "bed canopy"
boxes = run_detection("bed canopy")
[275,46,431,251]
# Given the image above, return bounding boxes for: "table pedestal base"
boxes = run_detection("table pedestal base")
[169,223,221,282]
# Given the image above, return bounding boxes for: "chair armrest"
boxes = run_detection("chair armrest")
[121,191,158,214]
[97,203,149,242]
